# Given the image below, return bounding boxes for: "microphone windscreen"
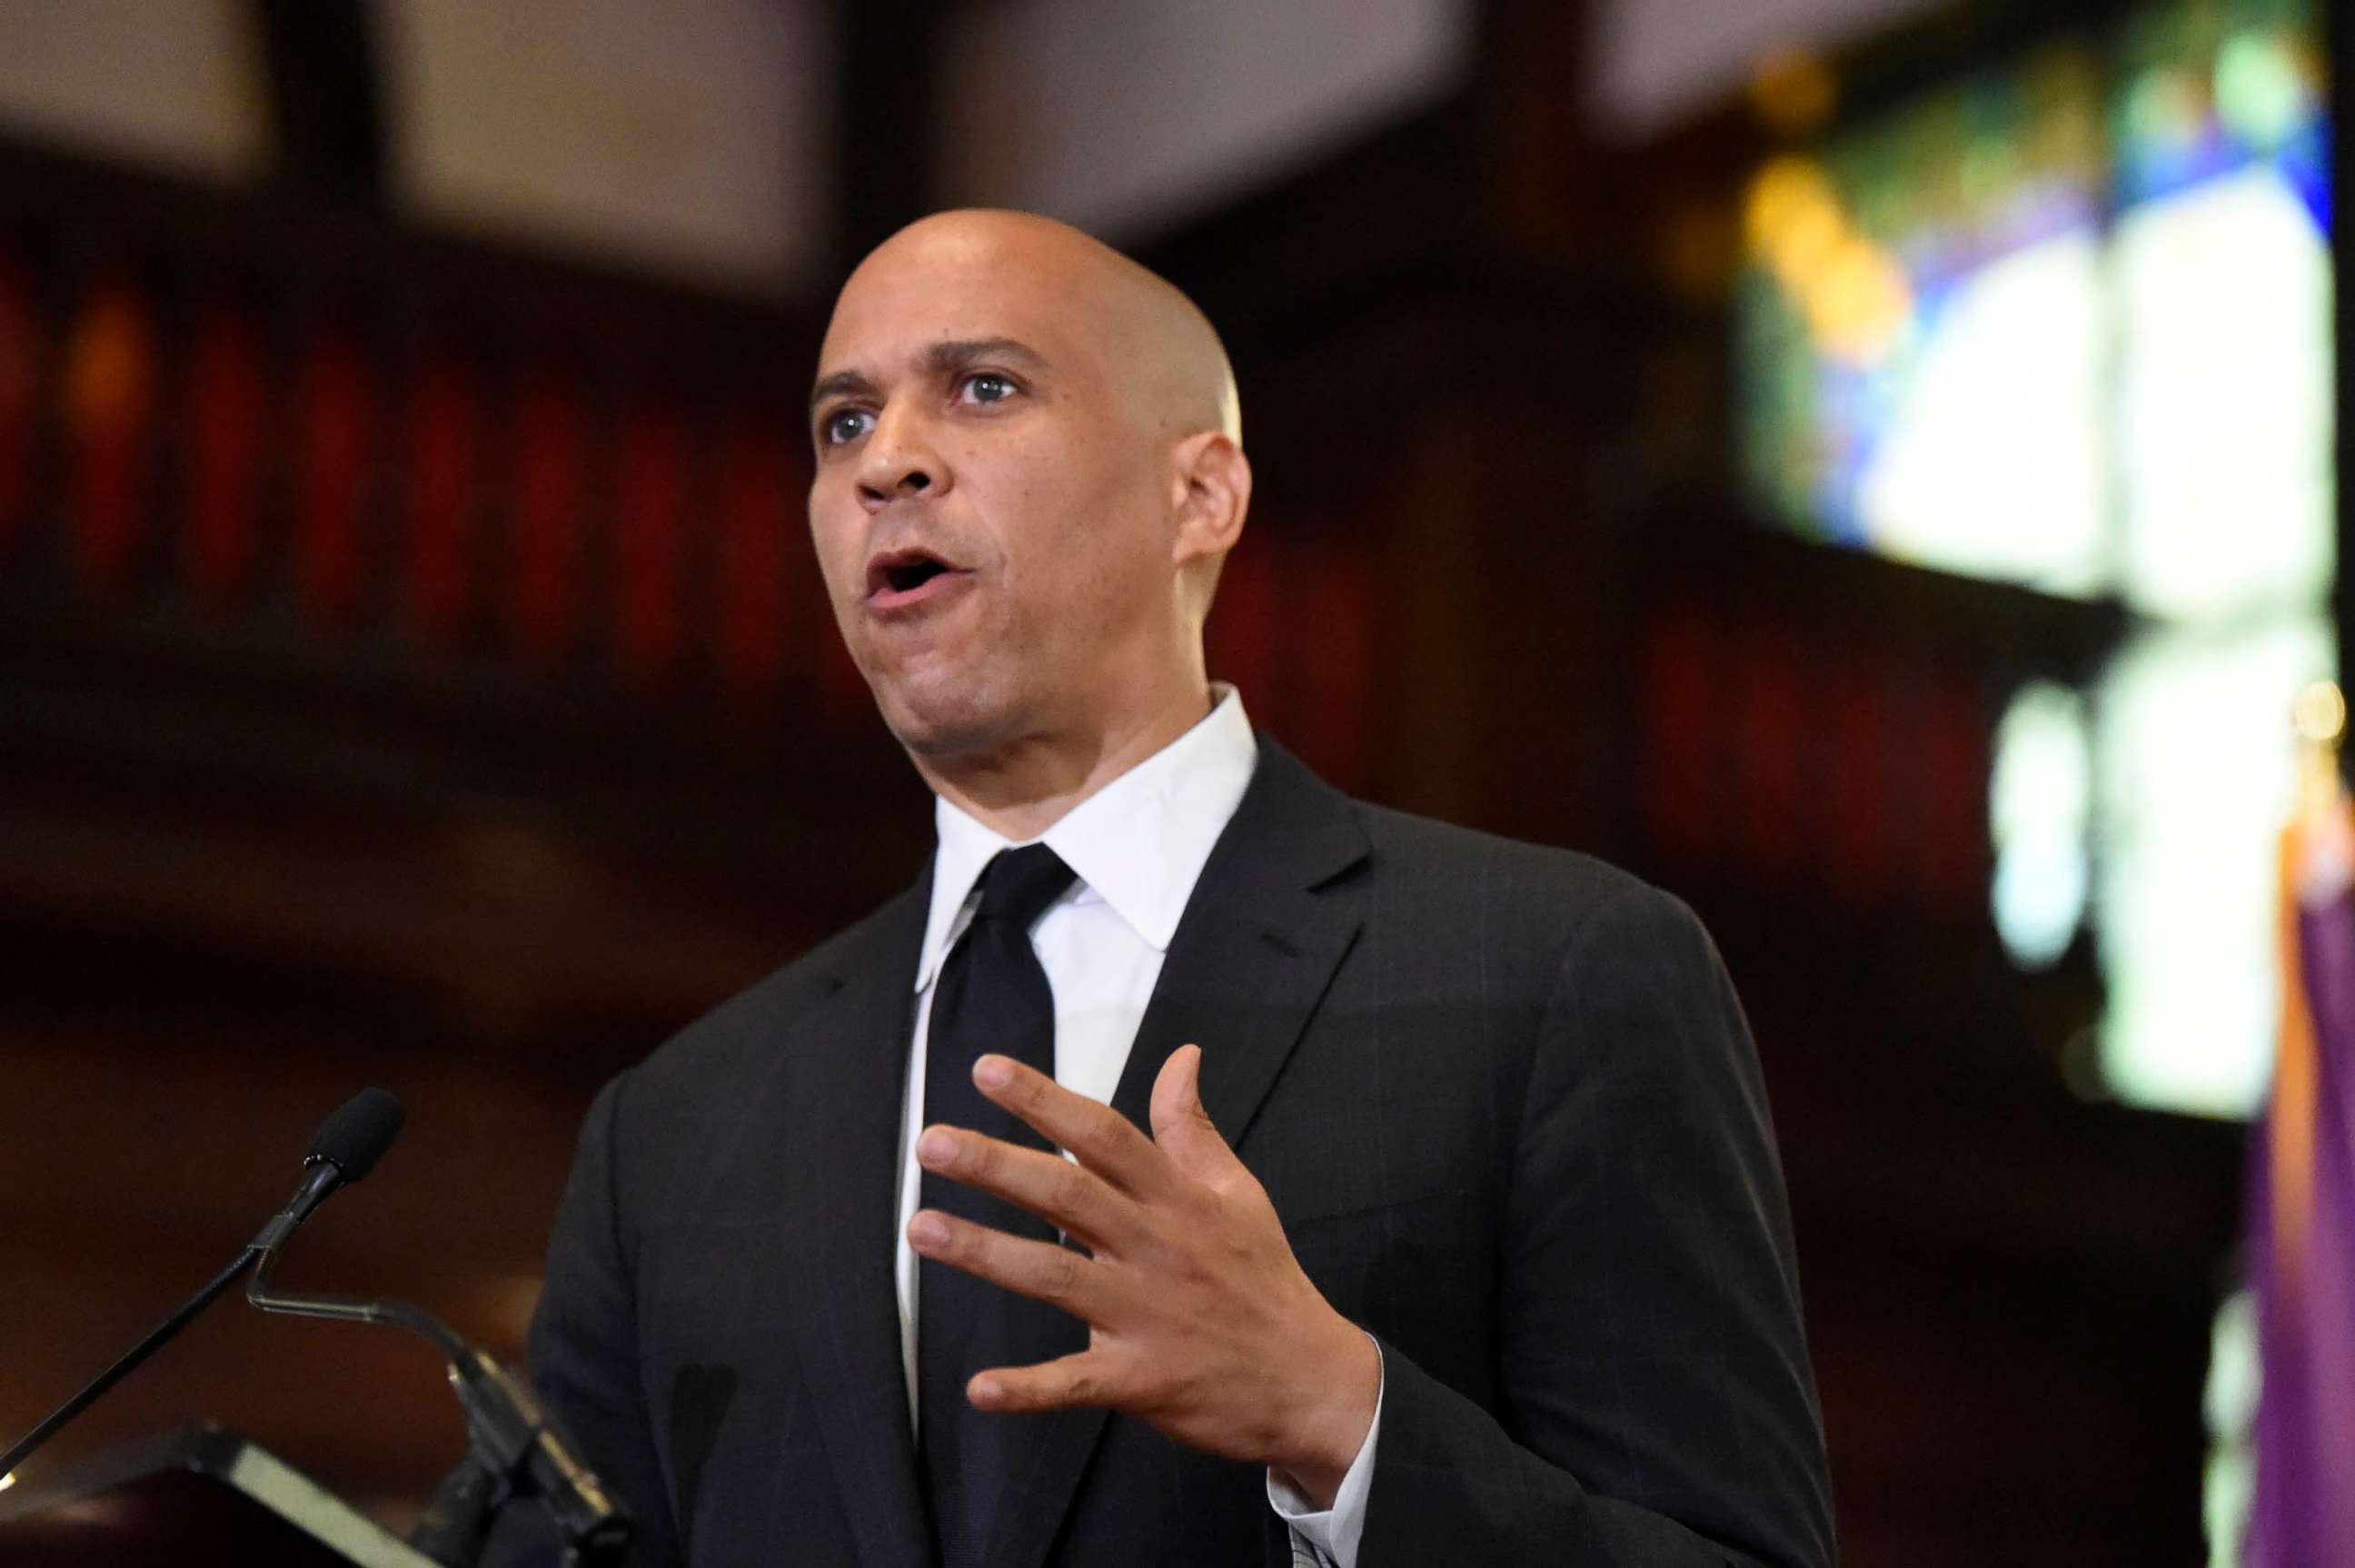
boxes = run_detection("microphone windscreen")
[305,1087,407,1183]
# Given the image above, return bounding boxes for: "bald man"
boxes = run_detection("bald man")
[492,212,1833,1568]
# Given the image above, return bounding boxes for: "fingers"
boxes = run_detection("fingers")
[1148,1045,1244,1182]
[969,1055,1170,1197]
[967,1349,1120,1414]
[908,1207,1100,1317]
[915,1123,1128,1248]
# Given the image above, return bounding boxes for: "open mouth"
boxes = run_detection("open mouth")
[865,547,965,602]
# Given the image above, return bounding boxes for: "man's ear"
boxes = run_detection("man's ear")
[1169,432,1251,571]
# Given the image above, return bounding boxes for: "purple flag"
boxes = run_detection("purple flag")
[2245,832,2355,1564]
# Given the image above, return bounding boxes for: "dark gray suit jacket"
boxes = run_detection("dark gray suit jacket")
[491,740,1834,1567]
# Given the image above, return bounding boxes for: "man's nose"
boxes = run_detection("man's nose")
[856,406,948,506]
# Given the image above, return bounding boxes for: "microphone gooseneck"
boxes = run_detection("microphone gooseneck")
[0,1087,408,1481]
[243,1120,632,1568]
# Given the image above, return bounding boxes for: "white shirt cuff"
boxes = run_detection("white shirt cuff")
[1266,1336,1383,1568]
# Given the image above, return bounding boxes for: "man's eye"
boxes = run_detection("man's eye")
[820,408,871,446]
[961,372,1017,405]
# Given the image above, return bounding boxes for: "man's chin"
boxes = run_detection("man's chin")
[875,686,1021,767]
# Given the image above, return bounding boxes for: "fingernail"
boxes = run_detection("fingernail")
[969,1376,1001,1404]
[973,1056,1012,1090]
[909,1212,948,1248]
[918,1129,958,1167]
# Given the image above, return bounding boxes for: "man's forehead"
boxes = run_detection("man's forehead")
[828,255,1088,350]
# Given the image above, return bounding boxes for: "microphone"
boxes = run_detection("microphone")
[253,1087,408,1254]
[243,1131,633,1567]
[0,1087,407,1480]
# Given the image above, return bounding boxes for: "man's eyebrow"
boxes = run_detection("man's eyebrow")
[921,337,1048,374]
[809,367,878,410]
[810,338,1050,410]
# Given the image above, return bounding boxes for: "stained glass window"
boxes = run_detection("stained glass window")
[1740,0,2336,1117]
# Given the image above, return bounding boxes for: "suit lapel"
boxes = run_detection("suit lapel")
[984,740,1369,1568]
[765,877,934,1568]
[1112,743,1368,1148]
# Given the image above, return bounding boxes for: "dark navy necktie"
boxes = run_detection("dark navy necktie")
[919,845,1084,1568]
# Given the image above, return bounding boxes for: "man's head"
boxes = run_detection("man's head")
[807,209,1248,775]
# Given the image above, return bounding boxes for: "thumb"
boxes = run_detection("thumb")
[1149,1045,1237,1178]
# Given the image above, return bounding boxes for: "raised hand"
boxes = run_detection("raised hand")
[906,1044,1380,1506]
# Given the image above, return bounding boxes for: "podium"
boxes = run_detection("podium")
[0,1424,442,1566]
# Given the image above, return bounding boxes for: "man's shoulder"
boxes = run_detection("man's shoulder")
[1235,742,1705,974]
[1327,793,1731,994]
[1348,797,1664,923]
[1248,741,1660,924]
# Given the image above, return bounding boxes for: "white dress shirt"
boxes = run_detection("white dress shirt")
[891,687,1380,1568]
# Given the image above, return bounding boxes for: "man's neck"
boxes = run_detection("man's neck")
[915,686,1216,842]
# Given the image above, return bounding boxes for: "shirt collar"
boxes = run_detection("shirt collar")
[914,687,1258,992]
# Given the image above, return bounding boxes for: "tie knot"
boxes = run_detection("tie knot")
[974,844,1076,928]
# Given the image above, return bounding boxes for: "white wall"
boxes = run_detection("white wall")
[0,0,1960,285]
[373,0,834,293]
[0,0,267,180]
[934,0,1476,242]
